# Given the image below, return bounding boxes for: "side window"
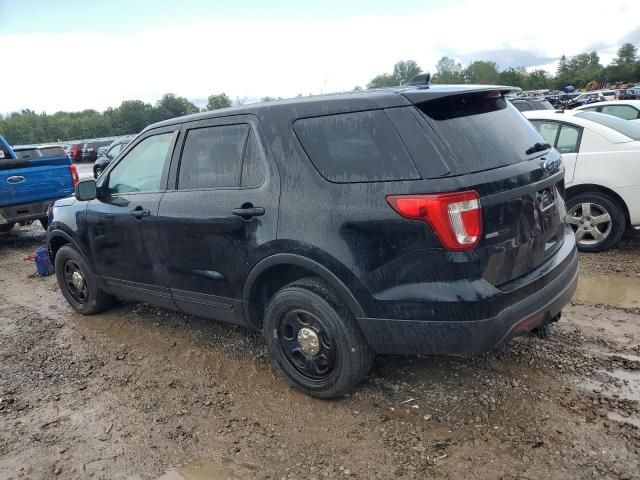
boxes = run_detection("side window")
[178,124,249,190]
[600,105,640,120]
[107,143,123,159]
[108,132,174,194]
[294,110,419,183]
[556,124,581,154]
[241,130,266,187]
[531,121,560,146]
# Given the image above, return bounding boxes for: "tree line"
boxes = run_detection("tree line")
[0,92,240,145]
[3,43,638,146]
[367,43,640,92]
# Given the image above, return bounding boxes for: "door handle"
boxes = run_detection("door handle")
[129,206,150,219]
[232,206,265,219]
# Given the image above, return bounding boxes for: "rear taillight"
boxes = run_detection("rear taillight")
[69,164,79,186]
[386,191,482,251]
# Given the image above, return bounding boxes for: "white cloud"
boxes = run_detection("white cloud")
[3,0,639,113]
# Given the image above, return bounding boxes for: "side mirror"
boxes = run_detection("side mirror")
[75,179,97,201]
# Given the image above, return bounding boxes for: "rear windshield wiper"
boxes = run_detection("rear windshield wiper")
[525,142,551,156]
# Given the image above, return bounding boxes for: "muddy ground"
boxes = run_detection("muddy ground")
[0,226,639,480]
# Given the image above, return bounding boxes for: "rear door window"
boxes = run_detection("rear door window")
[178,124,249,189]
[556,124,581,153]
[531,121,561,145]
[415,93,545,175]
[294,110,420,183]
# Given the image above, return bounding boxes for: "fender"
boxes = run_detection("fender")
[242,253,366,325]
[47,229,96,273]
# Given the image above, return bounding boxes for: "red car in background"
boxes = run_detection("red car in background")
[68,144,83,162]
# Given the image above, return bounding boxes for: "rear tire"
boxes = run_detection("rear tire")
[566,192,625,252]
[263,277,374,399]
[54,245,115,314]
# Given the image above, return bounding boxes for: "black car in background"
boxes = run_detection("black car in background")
[93,136,135,177]
[48,85,578,398]
[510,97,554,112]
[81,140,113,163]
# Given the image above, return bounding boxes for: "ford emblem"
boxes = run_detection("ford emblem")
[542,157,559,173]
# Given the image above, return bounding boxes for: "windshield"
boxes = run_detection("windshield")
[575,111,640,141]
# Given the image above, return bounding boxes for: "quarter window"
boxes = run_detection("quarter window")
[107,132,174,194]
[600,105,640,121]
[556,125,581,153]
[294,110,419,183]
[178,124,250,189]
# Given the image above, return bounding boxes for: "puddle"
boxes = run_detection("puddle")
[577,368,640,402]
[607,411,640,428]
[573,275,640,308]
[157,459,233,480]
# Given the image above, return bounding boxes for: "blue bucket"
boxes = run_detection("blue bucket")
[35,245,55,276]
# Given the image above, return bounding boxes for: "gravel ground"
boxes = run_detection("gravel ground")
[0,225,639,480]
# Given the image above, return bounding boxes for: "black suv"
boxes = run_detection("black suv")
[47,86,578,398]
[93,136,135,178]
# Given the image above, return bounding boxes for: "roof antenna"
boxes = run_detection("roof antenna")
[406,73,431,87]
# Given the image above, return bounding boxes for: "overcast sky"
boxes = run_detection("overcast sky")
[2,0,639,113]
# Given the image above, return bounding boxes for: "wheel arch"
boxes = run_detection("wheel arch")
[47,231,94,272]
[565,183,630,225]
[243,253,365,330]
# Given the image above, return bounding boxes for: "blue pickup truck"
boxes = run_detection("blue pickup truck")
[0,135,78,233]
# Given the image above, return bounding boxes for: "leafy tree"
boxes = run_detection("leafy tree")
[367,60,422,88]
[154,93,199,122]
[392,60,422,85]
[498,67,527,88]
[524,70,553,90]
[206,93,232,110]
[464,61,500,84]
[608,43,638,83]
[367,73,396,89]
[261,96,284,102]
[432,57,464,84]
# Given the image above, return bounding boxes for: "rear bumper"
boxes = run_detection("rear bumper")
[0,199,55,224]
[356,234,579,355]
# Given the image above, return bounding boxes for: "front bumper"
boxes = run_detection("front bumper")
[356,236,579,355]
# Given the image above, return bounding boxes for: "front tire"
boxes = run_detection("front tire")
[565,192,625,252]
[263,277,374,399]
[54,245,115,314]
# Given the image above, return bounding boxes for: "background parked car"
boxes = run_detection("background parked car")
[510,97,554,112]
[93,136,135,178]
[523,109,640,252]
[573,100,640,123]
[81,140,112,163]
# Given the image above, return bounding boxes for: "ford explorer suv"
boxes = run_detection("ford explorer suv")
[47,85,579,398]
[1,136,79,233]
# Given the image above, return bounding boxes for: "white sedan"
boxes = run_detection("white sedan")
[523,110,640,251]
[573,100,640,124]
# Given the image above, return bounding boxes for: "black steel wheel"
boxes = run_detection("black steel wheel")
[277,308,335,382]
[54,245,115,314]
[264,277,374,399]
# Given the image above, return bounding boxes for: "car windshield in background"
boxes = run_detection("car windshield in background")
[575,111,640,141]
[416,93,545,174]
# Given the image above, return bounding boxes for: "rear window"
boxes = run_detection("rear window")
[13,148,41,159]
[575,111,640,141]
[415,93,544,175]
[294,110,420,183]
[38,146,66,158]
